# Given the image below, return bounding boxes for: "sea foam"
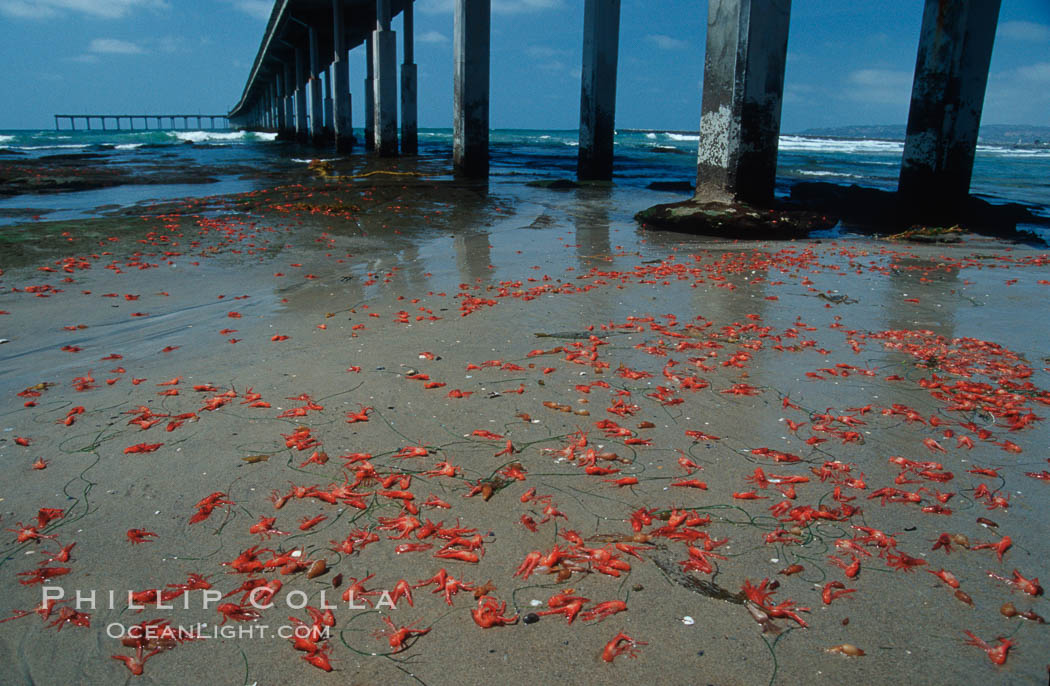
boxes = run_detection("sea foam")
[778,136,904,155]
[172,130,277,144]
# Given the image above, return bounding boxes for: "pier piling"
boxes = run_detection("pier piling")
[695,0,791,206]
[374,0,399,156]
[276,68,288,135]
[308,26,324,143]
[401,1,418,155]
[323,68,333,133]
[364,33,376,151]
[295,47,308,141]
[283,62,295,138]
[897,0,1002,222]
[577,0,621,181]
[453,0,491,177]
[332,0,352,152]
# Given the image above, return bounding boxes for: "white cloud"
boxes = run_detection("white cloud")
[229,0,270,20]
[644,34,688,51]
[0,0,167,19]
[1016,62,1050,83]
[984,62,1050,123]
[845,68,913,104]
[784,83,818,104]
[525,45,570,59]
[493,0,562,12]
[418,0,562,13]
[157,36,180,54]
[90,38,145,54]
[536,60,567,73]
[0,0,47,17]
[417,30,449,44]
[417,0,453,11]
[998,21,1050,42]
[847,69,910,87]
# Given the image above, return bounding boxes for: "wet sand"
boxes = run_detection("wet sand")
[1,159,1049,685]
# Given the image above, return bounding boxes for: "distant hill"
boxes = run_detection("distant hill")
[797,124,1050,146]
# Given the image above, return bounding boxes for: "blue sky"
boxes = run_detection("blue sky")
[0,0,1047,131]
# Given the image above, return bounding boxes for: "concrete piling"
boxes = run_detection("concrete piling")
[695,0,791,206]
[453,0,491,177]
[283,61,295,138]
[323,68,333,133]
[401,1,418,155]
[308,27,324,142]
[295,46,308,141]
[364,34,375,151]
[897,0,1002,221]
[374,0,399,156]
[577,0,620,181]
[276,69,288,134]
[332,0,353,152]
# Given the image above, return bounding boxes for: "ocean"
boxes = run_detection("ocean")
[1,127,1048,235]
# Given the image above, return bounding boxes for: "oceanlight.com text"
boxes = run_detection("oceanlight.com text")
[105,621,331,641]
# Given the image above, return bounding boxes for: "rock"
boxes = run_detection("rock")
[647,181,694,192]
[635,198,834,239]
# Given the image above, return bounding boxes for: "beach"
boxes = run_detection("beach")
[1,136,1049,685]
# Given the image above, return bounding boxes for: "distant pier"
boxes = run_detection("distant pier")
[54,114,231,132]
[229,0,1002,223]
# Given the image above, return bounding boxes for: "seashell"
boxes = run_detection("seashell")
[826,643,864,657]
[306,559,327,579]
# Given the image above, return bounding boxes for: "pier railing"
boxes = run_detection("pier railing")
[54,114,231,131]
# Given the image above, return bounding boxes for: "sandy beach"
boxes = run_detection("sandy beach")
[1,156,1048,685]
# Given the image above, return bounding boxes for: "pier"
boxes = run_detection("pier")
[54,114,231,131]
[229,0,1002,224]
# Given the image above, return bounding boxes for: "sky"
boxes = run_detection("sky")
[0,0,1047,132]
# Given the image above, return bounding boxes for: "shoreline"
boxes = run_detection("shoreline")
[4,146,1047,244]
